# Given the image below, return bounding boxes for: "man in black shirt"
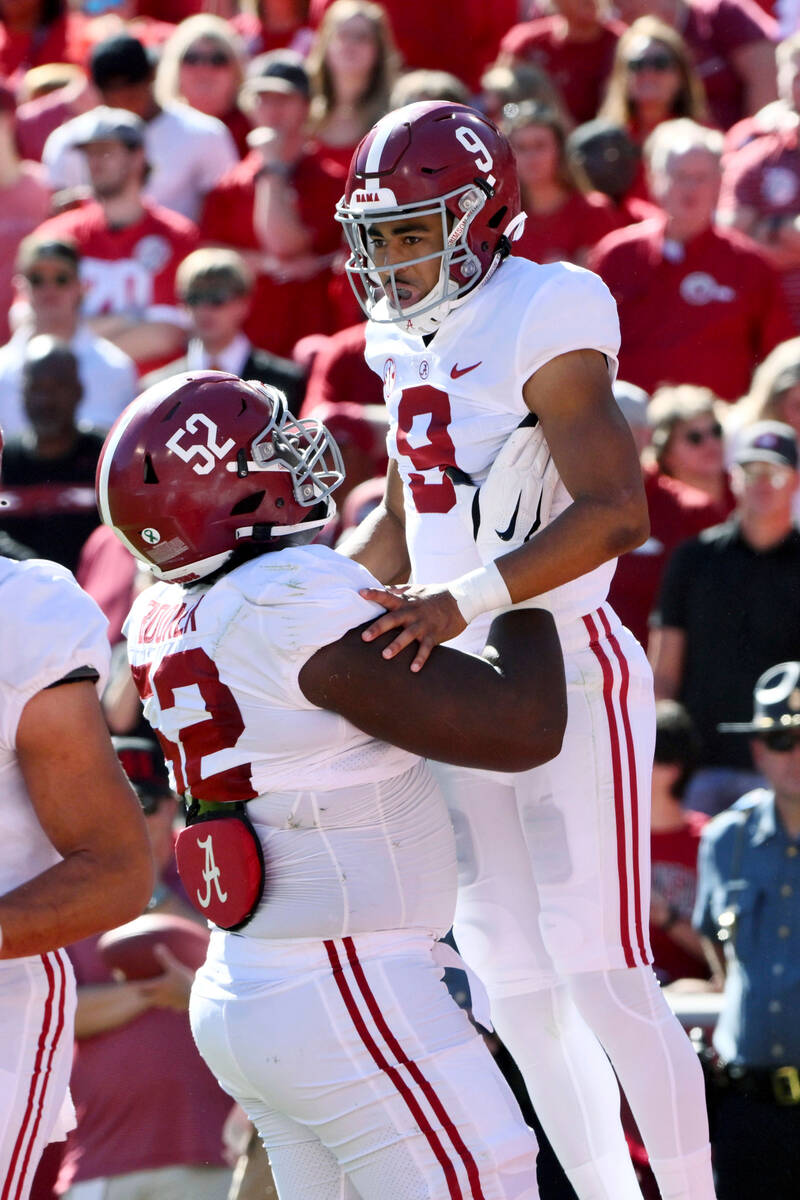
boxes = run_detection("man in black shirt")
[650,421,800,815]
[0,336,104,572]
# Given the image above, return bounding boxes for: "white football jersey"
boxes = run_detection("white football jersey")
[0,558,110,897]
[125,545,457,939]
[366,256,621,649]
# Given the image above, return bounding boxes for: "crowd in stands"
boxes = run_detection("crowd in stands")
[0,1,798,1197]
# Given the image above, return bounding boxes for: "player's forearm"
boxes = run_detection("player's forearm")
[0,844,153,960]
[75,981,153,1037]
[337,501,410,585]
[492,489,649,605]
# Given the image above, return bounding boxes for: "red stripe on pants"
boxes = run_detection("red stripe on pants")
[597,608,649,964]
[324,939,469,1199]
[583,611,636,968]
[2,951,67,1200]
[342,937,487,1200]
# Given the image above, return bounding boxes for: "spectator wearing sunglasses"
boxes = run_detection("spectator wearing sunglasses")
[590,118,792,400]
[142,247,306,415]
[650,421,800,816]
[647,385,734,511]
[154,15,252,159]
[599,16,708,202]
[614,0,778,133]
[0,233,136,441]
[692,661,800,1200]
[608,382,730,650]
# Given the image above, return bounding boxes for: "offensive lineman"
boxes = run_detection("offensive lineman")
[336,102,716,1200]
[96,371,568,1200]
[0,427,153,1200]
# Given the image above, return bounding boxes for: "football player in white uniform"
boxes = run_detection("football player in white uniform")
[0,426,153,1200]
[96,371,569,1200]
[336,102,716,1200]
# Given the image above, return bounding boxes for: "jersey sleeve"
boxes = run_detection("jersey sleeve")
[515,263,621,384]
[220,548,385,710]
[0,559,110,752]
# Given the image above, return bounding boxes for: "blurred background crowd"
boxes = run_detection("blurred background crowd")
[1,0,799,1198]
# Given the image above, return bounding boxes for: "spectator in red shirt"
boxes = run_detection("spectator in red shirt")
[609,379,727,648]
[33,106,197,372]
[299,320,380,418]
[154,14,252,158]
[0,82,50,343]
[590,118,792,400]
[0,0,86,90]
[498,0,625,127]
[504,102,622,266]
[600,16,709,198]
[647,384,736,512]
[718,32,800,329]
[616,0,778,130]
[231,0,312,61]
[305,0,397,173]
[200,50,347,359]
[309,0,516,93]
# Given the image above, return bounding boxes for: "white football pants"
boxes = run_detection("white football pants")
[190,930,540,1200]
[431,605,715,1200]
[1,950,76,1200]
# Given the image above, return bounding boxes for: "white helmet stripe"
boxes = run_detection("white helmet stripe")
[364,109,407,185]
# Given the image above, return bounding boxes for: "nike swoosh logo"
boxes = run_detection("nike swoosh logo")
[496,492,522,541]
[450,361,482,379]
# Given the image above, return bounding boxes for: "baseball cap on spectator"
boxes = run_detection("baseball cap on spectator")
[112,736,172,815]
[243,50,310,100]
[733,421,798,470]
[90,33,153,89]
[74,106,146,149]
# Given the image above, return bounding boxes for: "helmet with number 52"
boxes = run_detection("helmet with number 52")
[336,101,525,334]
[96,372,344,584]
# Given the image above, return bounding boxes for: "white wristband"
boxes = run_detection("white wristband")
[448,561,512,625]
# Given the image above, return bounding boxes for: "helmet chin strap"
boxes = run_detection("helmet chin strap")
[401,249,507,336]
[383,189,523,336]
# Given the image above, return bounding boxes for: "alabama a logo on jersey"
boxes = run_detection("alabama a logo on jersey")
[195,833,228,908]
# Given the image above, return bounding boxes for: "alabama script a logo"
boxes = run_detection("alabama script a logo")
[195,834,228,908]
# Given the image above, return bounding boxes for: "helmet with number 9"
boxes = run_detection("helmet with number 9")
[336,101,524,333]
[96,371,344,584]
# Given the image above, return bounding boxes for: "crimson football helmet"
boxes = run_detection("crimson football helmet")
[336,101,525,333]
[96,372,344,583]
